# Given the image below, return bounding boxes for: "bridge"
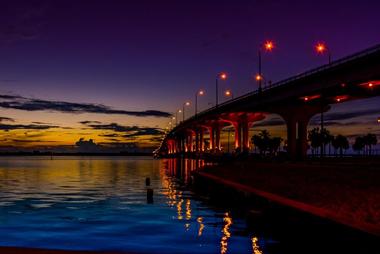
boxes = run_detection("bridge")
[156,44,380,159]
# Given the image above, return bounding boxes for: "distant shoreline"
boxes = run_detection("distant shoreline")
[0,152,153,156]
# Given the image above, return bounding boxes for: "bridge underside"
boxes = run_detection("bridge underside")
[160,45,380,160]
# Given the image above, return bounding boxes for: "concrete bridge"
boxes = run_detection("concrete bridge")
[157,44,380,159]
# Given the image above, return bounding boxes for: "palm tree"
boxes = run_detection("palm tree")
[252,130,270,155]
[332,135,349,157]
[353,136,365,155]
[251,130,282,156]
[269,137,283,155]
[308,128,322,156]
[363,133,377,156]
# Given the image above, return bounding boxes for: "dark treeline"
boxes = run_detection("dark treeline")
[308,128,378,157]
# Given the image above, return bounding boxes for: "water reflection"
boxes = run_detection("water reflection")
[0,156,256,253]
[252,237,263,254]
[220,212,233,254]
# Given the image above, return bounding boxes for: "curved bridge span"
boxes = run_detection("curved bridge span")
[157,44,380,159]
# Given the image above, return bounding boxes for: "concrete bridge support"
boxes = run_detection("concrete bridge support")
[205,122,224,152]
[221,113,265,153]
[194,127,205,152]
[276,104,329,160]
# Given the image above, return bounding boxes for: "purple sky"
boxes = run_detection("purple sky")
[0,0,379,151]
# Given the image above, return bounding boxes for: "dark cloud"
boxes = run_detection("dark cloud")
[83,122,164,138]
[0,117,15,122]
[11,139,57,143]
[0,94,171,117]
[98,133,121,138]
[0,123,59,131]
[323,109,380,121]
[253,119,285,127]
[79,120,101,125]
[75,138,101,152]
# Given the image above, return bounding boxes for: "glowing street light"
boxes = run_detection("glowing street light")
[314,41,331,158]
[182,101,190,122]
[377,117,380,123]
[195,89,205,116]
[224,89,233,99]
[315,42,331,64]
[175,109,182,126]
[216,72,227,107]
[258,40,275,92]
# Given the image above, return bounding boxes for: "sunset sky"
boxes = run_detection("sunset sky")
[0,0,379,152]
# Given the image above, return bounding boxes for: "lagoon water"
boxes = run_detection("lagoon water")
[0,156,260,253]
[0,156,376,254]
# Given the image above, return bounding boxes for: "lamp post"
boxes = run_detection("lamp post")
[257,40,275,92]
[175,110,182,126]
[182,101,190,122]
[224,89,233,100]
[315,42,331,158]
[195,90,205,116]
[216,73,227,107]
[315,42,331,64]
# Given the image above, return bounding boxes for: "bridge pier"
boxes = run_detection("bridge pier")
[220,113,265,153]
[276,104,329,160]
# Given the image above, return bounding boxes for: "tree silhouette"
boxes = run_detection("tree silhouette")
[251,130,282,155]
[308,127,333,156]
[308,128,322,156]
[352,136,365,155]
[332,135,349,157]
[363,133,377,156]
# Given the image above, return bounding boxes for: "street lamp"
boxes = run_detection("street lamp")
[216,72,227,107]
[315,42,331,64]
[175,109,182,126]
[314,41,331,158]
[377,117,380,123]
[195,89,205,116]
[182,101,190,122]
[257,40,275,92]
[224,89,233,100]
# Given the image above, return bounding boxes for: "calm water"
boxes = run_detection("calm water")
[0,156,260,253]
[0,156,376,254]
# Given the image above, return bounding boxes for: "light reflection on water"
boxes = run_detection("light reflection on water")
[0,156,261,253]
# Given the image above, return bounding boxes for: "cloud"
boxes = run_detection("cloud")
[253,118,285,127]
[0,93,171,117]
[323,109,380,121]
[79,120,102,125]
[75,138,101,152]
[0,117,15,122]
[11,139,57,143]
[0,123,59,131]
[82,122,164,138]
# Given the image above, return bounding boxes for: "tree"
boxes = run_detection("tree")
[352,136,365,155]
[269,137,283,155]
[308,128,322,156]
[363,133,377,156]
[331,135,349,157]
[251,130,282,155]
